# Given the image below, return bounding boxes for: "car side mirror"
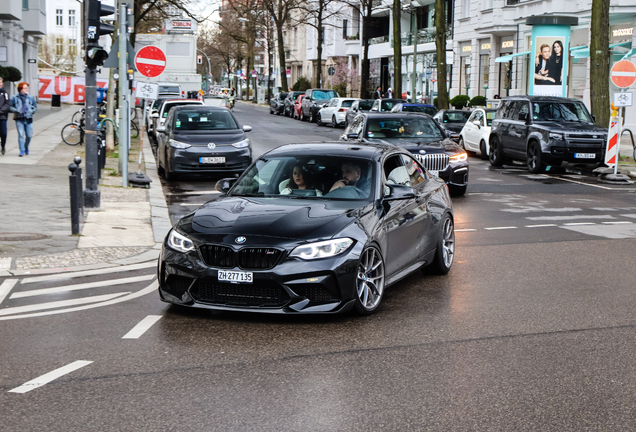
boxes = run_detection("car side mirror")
[384,184,416,201]
[592,114,596,122]
[151,113,159,118]
[306,97,311,101]
[473,120,481,128]
[347,133,359,139]
[243,125,252,132]
[215,178,238,193]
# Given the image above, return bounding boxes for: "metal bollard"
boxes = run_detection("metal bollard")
[74,157,84,216]
[69,162,80,235]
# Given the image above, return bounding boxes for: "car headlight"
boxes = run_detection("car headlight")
[231,138,250,148]
[549,133,563,140]
[449,152,467,163]
[167,230,195,253]
[290,238,354,260]
[169,139,191,149]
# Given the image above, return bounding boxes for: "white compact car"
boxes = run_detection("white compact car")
[317,98,360,127]
[459,108,497,160]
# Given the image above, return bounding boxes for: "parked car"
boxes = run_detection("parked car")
[293,95,305,119]
[158,142,455,315]
[370,99,407,113]
[317,98,360,127]
[151,99,204,140]
[269,92,288,115]
[283,91,305,117]
[390,103,438,116]
[345,99,374,127]
[158,82,183,98]
[341,112,469,196]
[432,110,472,142]
[459,108,497,160]
[156,105,253,180]
[300,89,339,122]
[489,96,608,173]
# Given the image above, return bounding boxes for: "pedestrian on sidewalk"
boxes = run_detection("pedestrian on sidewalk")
[0,77,9,155]
[374,86,382,100]
[9,82,37,157]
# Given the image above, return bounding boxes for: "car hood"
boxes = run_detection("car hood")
[368,137,463,154]
[439,123,465,133]
[171,130,246,146]
[532,121,607,133]
[182,196,361,240]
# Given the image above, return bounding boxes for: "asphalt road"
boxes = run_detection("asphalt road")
[2,101,636,430]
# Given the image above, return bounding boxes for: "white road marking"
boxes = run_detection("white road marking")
[8,360,93,394]
[0,279,18,305]
[551,176,633,190]
[484,226,517,230]
[475,178,503,182]
[501,207,581,213]
[0,257,11,270]
[11,274,156,299]
[0,292,128,316]
[0,281,156,320]
[563,222,596,226]
[602,221,633,225]
[526,215,615,221]
[122,315,162,339]
[525,224,558,228]
[621,214,636,219]
[20,261,157,285]
[180,203,205,206]
[456,229,477,232]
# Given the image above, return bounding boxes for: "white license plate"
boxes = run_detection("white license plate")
[218,270,253,283]
[429,170,439,177]
[200,157,226,164]
[574,153,596,159]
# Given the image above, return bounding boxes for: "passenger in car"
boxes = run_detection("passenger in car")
[280,164,323,196]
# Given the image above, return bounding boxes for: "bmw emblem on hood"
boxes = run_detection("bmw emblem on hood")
[208,143,216,149]
[235,236,246,244]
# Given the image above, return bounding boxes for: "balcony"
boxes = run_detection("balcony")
[369,35,390,45]
[0,0,22,20]
[398,28,453,46]
[22,0,46,35]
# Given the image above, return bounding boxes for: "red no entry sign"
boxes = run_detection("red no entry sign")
[134,46,166,78]
[610,60,636,88]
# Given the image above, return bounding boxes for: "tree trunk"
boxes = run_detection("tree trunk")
[434,0,449,109]
[590,0,610,127]
[360,1,372,98]
[276,22,289,91]
[392,0,402,98]
[317,25,323,87]
[106,68,115,151]
[246,56,251,100]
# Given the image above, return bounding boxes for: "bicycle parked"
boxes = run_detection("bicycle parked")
[61,116,138,146]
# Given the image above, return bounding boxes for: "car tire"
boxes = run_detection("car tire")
[332,115,337,128]
[269,106,274,115]
[449,185,467,197]
[489,136,505,167]
[344,119,349,128]
[310,110,315,123]
[316,113,323,126]
[429,213,455,275]
[459,137,466,151]
[162,150,174,181]
[354,246,385,316]
[527,141,545,174]
[300,110,305,121]
[479,140,489,160]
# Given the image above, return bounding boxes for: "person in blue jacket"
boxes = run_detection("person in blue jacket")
[9,82,37,157]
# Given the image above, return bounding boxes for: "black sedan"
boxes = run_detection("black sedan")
[341,113,469,196]
[158,142,455,315]
[432,109,472,142]
[156,106,253,180]
[345,99,374,127]
[269,92,288,115]
[283,91,304,117]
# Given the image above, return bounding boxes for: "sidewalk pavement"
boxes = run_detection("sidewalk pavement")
[0,104,171,276]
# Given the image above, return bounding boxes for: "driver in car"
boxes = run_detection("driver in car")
[330,162,363,192]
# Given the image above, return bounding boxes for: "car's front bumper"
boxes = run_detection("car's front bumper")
[168,146,252,175]
[158,241,363,314]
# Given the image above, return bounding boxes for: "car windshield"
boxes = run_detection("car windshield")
[174,110,238,130]
[163,102,201,118]
[232,155,375,201]
[380,101,400,111]
[443,111,471,123]
[485,110,496,126]
[342,100,355,108]
[403,106,437,115]
[366,117,445,141]
[159,85,180,93]
[532,102,592,122]
[312,90,338,100]
[359,101,374,111]
[152,99,164,110]
[293,92,303,99]
[279,93,288,100]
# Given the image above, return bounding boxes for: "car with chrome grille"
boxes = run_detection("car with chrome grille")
[158,142,455,315]
[156,105,253,180]
[340,112,469,196]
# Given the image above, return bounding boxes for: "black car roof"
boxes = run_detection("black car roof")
[170,105,230,112]
[359,112,434,119]
[502,95,585,103]
[266,142,403,159]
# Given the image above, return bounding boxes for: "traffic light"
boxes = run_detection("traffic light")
[197,55,203,65]
[86,0,116,68]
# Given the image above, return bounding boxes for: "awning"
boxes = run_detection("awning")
[622,48,636,60]
[570,42,632,59]
[495,51,531,63]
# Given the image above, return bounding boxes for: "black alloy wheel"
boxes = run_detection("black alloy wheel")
[527,141,545,174]
[332,115,337,128]
[458,137,466,151]
[310,110,315,123]
[479,140,489,160]
[354,246,385,315]
[316,113,323,126]
[489,136,505,167]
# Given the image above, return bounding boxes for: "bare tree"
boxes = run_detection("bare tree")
[346,0,374,98]
[392,0,402,97]
[434,0,449,109]
[262,0,300,91]
[590,0,610,127]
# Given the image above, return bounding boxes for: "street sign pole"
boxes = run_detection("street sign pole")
[118,3,129,185]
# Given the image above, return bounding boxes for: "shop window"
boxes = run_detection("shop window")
[479,54,489,97]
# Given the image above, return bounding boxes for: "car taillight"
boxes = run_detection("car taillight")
[338,108,348,112]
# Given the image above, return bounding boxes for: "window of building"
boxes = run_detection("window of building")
[498,59,511,97]
[479,54,489,96]
[69,10,76,27]
[483,0,493,9]
[23,0,28,10]
[56,9,63,26]
[69,39,77,56]
[462,0,470,18]
[343,20,348,39]
[55,37,64,56]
